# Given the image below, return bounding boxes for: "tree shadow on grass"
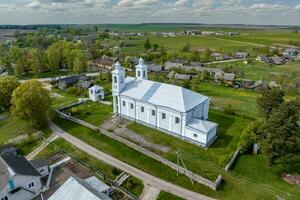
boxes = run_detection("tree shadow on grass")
[209,111,236,148]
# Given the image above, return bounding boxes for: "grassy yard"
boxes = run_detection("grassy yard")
[196,82,259,117]
[35,138,144,197]
[0,112,34,144]
[157,192,185,200]
[51,88,79,109]
[52,114,298,199]
[127,109,251,174]
[0,112,53,156]
[64,101,113,126]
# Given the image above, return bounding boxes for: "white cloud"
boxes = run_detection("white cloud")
[250,3,287,11]
[294,4,300,10]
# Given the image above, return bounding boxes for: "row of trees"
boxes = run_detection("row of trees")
[0,76,51,128]
[0,40,88,76]
[239,88,300,166]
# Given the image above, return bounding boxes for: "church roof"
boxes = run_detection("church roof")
[186,118,217,133]
[121,77,209,112]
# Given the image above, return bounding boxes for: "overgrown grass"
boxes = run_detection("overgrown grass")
[0,112,35,144]
[35,138,144,197]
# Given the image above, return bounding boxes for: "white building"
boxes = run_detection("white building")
[0,156,43,200]
[89,85,105,102]
[112,58,218,147]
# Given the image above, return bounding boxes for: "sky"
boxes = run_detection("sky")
[0,0,299,25]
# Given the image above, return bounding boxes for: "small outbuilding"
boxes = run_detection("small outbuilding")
[89,85,105,102]
[30,158,49,178]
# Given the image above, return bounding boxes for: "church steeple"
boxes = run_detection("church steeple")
[111,61,125,95]
[135,58,148,80]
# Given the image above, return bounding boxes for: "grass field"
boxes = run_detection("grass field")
[35,138,144,197]
[51,113,300,200]
[0,112,34,145]
[65,101,113,126]
[157,191,185,200]
[123,35,256,54]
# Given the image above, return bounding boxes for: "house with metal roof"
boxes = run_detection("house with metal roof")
[0,155,43,200]
[48,176,111,200]
[112,58,218,147]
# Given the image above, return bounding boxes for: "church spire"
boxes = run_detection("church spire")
[135,57,148,80]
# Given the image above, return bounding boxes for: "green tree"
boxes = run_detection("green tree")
[261,100,300,165]
[257,88,284,120]
[11,80,52,128]
[203,48,211,61]
[144,38,151,51]
[73,50,87,73]
[238,120,264,153]
[152,43,159,51]
[0,76,20,110]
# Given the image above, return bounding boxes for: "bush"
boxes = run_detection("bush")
[112,167,121,176]
[70,107,80,116]
[223,104,235,115]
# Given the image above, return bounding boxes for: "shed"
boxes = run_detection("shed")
[174,73,192,80]
[77,80,94,89]
[148,64,163,72]
[57,74,88,90]
[89,85,105,102]
[234,52,249,59]
[164,61,183,71]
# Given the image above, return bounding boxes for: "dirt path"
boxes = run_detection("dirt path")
[140,184,160,200]
[26,133,59,160]
[48,121,216,200]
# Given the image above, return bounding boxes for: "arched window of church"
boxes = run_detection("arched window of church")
[143,70,146,78]
[138,71,141,77]
[114,76,117,83]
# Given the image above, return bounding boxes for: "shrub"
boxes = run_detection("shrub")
[70,107,80,116]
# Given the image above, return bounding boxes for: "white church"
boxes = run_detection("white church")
[112,58,218,147]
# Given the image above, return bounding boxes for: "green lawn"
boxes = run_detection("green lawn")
[127,109,251,176]
[16,127,52,156]
[65,101,113,126]
[196,82,259,117]
[35,138,144,197]
[53,114,296,199]
[157,192,185,200]
[0,112,53,156]
[51,88,79,109]
[0,112,34,144]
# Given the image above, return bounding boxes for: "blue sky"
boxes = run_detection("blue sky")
[0,0,299,25]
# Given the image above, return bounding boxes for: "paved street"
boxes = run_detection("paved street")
[49,121,216,200]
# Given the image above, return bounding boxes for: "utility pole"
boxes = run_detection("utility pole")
[176,150,194,184]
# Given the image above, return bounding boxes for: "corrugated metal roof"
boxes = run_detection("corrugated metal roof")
[121,77,208,112]
[48,176,112,200]
[186,118,217,133]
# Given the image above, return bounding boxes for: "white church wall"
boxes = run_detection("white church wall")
[185,127,207,145]
[206,126,217,144]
